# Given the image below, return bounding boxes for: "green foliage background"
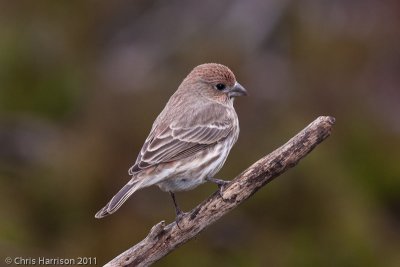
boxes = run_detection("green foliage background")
[1,1,399,266]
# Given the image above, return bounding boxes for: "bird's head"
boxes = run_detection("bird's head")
[181,63,247,104]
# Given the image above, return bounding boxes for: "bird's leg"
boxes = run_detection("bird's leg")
[170,191,183,216]
[206,176,230,191]
[169,192,184,229]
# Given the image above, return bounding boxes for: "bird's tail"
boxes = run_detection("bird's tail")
[95,177,145,219]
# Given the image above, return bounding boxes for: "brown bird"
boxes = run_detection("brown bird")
[95,63,247,219]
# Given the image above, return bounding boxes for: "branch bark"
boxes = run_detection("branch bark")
[105,116,336,267]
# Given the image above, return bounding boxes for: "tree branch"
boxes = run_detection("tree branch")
[105,116,336,267]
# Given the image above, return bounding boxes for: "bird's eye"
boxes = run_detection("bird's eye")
[215,83,226,91]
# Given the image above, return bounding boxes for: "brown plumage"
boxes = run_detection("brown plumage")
[95,63,247,219]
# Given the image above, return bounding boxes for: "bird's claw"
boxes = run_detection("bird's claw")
[217,180,229,191]
[206,177,230,192]
[175,210,186,230]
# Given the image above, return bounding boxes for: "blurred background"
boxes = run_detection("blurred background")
[1,0,399,266]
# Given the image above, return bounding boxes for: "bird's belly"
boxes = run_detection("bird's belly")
[157,176,205,192]
[156,142,231,192]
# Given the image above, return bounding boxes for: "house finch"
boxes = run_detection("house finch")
[95,63,247,219]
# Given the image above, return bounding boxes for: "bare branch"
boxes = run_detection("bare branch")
[105,116,336,267]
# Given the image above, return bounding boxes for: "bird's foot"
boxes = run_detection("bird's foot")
[175,209,187,230]
[169,192,186,230]
[206,177,230,192]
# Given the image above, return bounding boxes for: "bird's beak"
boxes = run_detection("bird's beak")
[228,82,247,98]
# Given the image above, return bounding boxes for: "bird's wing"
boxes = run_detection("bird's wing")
[128,118,233,174]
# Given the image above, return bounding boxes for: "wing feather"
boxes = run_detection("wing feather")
[128,119,233,174]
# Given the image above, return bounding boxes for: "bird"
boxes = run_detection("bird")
[95,63,247,220]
